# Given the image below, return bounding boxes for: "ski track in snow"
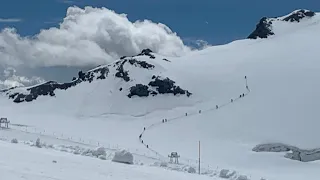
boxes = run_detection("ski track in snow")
[138,77,251,163]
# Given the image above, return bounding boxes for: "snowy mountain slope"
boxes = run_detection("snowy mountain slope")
[1,49,194,116]
[141,10,320,180]
[0,141,218,180]
[1,9,320,180]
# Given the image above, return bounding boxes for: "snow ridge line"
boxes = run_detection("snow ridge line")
[138,76,251,164]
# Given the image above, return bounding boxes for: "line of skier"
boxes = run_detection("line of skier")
[139,127,149,148]
[139,76,250,153]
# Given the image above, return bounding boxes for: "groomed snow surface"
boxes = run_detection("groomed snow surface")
[0,141,214,180]
[1,10,320,180]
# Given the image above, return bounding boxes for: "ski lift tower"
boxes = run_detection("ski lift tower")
[168,152,180,164]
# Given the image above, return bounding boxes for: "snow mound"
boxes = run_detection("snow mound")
[219,169,236,179]
[186,166,196,174]
[285,149,320,162]
[93,146,107,157]
[252,143,293,152]
[254,143,320,162]
[11,138,18,144]
[112,149,134,164]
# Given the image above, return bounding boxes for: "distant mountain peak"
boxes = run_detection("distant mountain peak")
[282,9,315,22]
[248,9,316,39]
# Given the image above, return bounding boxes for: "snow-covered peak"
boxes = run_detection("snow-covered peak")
[0,49,193,116]
[279,9,315,22]
[248,9,317,39]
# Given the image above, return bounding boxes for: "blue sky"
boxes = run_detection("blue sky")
[0,0,319,45]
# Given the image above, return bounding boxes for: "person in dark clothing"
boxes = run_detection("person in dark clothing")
[139,134,142,139]
[147,145,149,148]
[216,105,218,109]
[199,110,201,113]
[243,93,245,97]
[162,119,164,123]
[231,99,233,102]
[240,95,242,98]
[144,127,146,131]
[185,113,188,116]
[142,140,144,143]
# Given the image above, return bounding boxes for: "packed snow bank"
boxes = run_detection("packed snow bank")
[254,143,320,162]
[112,149,134,164]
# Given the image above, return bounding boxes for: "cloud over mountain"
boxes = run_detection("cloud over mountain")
[0,6,191,68]
[0,67,45,89]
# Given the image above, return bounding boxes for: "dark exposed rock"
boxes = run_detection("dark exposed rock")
[25,94,35,102]
[119,87,123,91]
[115,71,130,82]
[78,71,85,81]
[137,49,155,59]
[7,66,109,103]
[128,59,155,69]
[149,77,175,94]
[128,84,150,98]
[127,76,191,98]
[162,58,171,62]
[0,86,17,93]
[11,80,80,103]
[13,94,26,103]
[248,17,274,39]
[141,48,152,54]
[148,76,192,97]
[283,9,315,22]
[115,60,130,82]
[97,68,107,80]
[9,92,19,99]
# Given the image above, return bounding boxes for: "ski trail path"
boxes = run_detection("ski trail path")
[138,76,251,164]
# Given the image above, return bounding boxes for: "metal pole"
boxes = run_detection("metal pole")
[198,141,200,175]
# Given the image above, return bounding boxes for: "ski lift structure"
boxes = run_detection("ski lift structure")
[168,152,180,164]
[0,117,10,129]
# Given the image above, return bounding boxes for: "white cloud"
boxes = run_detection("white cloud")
[0,18,22,23]
[0,6,191,68]
[0,67,45,89]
